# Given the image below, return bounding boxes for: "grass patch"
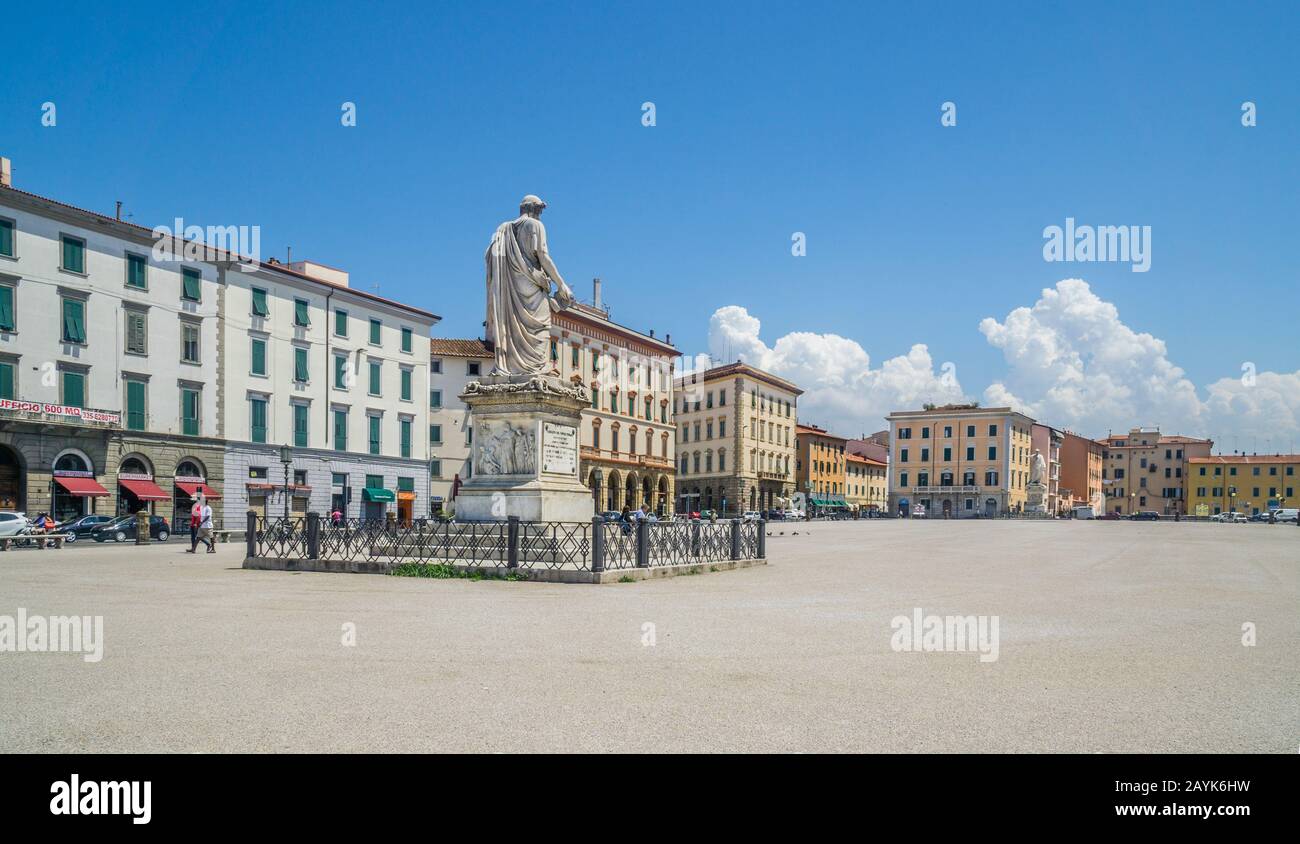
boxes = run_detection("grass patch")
[388,562,528,581]
[618,575,636,583]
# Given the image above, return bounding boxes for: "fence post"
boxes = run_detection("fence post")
[245,510,257,559]
[306,511,320,560]
[757,518,766,559]
[507,516,520,569]
[591,516,605,573]
[730,518,741,560]
[691,520,701,557]
[135,510,150,546]
[636,518,649,568]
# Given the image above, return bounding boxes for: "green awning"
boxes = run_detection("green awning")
[362,487,395,502]
[810,496,827,506]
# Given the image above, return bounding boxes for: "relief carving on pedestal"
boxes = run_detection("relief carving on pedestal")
[476,421,536,476]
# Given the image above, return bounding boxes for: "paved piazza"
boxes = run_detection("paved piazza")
[1,520,1295,753]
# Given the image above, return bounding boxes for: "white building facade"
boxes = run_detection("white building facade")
[219,259,436,526]
[427,339,492,511]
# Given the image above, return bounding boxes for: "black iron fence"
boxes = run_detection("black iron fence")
[246,512,765,572]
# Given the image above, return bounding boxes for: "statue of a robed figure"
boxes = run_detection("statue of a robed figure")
[484,195,575,376]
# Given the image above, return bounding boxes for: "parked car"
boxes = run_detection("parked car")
[1097,512,1122,520]
[741,510,762,523]
[0,511,30,537]
[599,510,623,523]
[786,509,805,520]
[1129,511,1161,521]
[1273,508,1299,524]
[1248,512,1271,523]
[55,514,114,543]
[90,515,170,543]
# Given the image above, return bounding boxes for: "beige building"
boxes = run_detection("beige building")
[555,283,679,515]
[673,361,801,515]
[1099,427,1212,515]
[845,452,888,512]
[886,404,1036,518]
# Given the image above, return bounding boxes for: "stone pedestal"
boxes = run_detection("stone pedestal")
[1026,482,1047,514]
[453,375,594,523]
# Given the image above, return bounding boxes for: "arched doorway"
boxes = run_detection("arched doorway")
[657,475,668,515]
[605,469,620,512]
[172,457,213,529]
[117,454,167,517]
[52,451,94,522]
[0,443,24,511]
[641,476,651,513]
[625,472,638,511]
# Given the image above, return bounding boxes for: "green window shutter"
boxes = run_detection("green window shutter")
[62,299,86,343]
[126,381,146,430]
[251,287,269,316]
[250,399,267,443]
[0,286,13,331]
[397,476,414,492]
[429,424,441,443]
[400,419,411,458]
[251,338,266,375]
[0,363,13,400]
[294,299,309,326]
[369,361,381,394]
[182,389,199,435]
[293,404,308,447]
[62,237,84,273]
[365,474,383,489]
[334,355,347,388]
[294,348,309,382]
[369,319,381,345]
[0,219,13,257]
[182,268,201,301]
[401,327,412,352]
[63,372,85,408]
[368,416,380,455]
[334,309,347,336]
[334,411,347,451]
[400,369,412,401]
[127,255,147,288]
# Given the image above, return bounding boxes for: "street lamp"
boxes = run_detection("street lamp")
[805,480,812,522]
[279,444,293,522]
[591,467,602,515]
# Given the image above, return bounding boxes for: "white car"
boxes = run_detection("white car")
[0,511,29,537]
[1272,508,1298,524]
[742,511,762,523]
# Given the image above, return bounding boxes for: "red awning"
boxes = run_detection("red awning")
[118,477,170,501]
[54,476,110,497]
[175,481,222,500]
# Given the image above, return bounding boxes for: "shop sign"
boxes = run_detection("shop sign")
[0,399,121,427]
[119,472,154,481]
[53,470,95,478]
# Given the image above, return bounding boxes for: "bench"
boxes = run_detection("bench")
[0,533,70,551]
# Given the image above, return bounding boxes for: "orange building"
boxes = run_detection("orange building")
[795,423,848,511]
[1059,431,1105,511]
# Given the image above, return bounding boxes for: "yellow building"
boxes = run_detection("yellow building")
[885,404,1036,518]
[845,452,888,512]
[1186,455,1299,516]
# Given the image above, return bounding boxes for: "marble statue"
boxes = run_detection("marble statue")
[1029,450,1048,486]
[484,195,576,376]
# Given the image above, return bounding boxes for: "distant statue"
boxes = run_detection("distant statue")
[1029,450,1048,486]
[484,195,576,376]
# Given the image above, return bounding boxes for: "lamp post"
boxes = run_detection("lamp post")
[279,443,293,522]
[592,467,602,515]
[805,480,812,522]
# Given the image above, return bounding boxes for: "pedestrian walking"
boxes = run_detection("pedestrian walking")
[198,500,216,553]
[187,496,203,553]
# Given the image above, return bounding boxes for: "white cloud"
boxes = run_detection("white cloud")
[979,279,1300,446]
[703,305,966,435]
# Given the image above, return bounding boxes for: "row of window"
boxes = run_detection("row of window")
[590,423,669,458]
[247,398,415,457]
[250,287,415,353]
[680,418,727,442]
[898,471,1000,488]
[1194,486,1294,498]
[898,423,1000,440]
[677,450,792,476]
[590,388,667,422]
[900,445,1002,463]
[1198,465,1295,476]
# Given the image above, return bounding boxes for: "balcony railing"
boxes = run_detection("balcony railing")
[580,446,672,470]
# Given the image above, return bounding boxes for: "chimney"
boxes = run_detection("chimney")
[593,277,602,310]
[0,157,10,188]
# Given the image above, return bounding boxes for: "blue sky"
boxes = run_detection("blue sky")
[3,1,1297,441]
